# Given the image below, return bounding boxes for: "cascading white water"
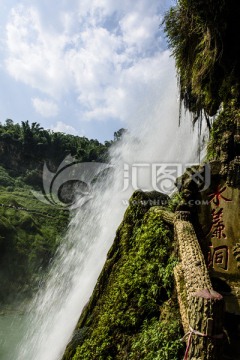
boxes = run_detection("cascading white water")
[15,54,201,360]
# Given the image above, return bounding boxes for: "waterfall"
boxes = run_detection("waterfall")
[15,54,200,360]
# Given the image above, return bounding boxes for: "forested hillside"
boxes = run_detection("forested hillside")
[0,120,123,305]
[0,119,115,189]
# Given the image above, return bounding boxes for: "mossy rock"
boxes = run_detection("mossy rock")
[62,190,183,360]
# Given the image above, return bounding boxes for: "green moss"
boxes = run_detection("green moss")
[167,192,183,212]
[207,102,238,160]
[128,300,183,360]
[63,191,182,360]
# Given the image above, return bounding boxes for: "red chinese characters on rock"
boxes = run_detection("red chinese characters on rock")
[208,246,229,270]
[210,208,226,239]
[208,186,231,206]
[207,186,232,271]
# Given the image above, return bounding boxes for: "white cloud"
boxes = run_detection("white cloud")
[119,11,161,54]
[3,0,172,128]
[32,97,59,117]
[5,5,70,98]
[51,121,78,135]
[77,0,162,24]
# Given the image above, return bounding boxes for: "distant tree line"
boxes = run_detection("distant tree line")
[0,119,122,162]
[0,119,127,188]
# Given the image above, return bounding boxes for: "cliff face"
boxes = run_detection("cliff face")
[63,191,183,360]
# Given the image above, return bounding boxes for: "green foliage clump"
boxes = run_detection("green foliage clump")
[164,0,240,127]
[167,192,183,213]
[0,166,15,187]
[128,301,183,360]
[64,193,182,360]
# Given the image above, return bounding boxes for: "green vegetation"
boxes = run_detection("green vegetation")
[0,187,68,303]
[63,191,183,360]
[164,0,240,128]
[0,119,111,161]
[128,301,183,360]
[207,103,237,160]
[0,119,113,189]
[167,191,183,212]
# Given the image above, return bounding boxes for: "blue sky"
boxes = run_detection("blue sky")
[0,0,174,142]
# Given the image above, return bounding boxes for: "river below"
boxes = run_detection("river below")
[0,311,27,360]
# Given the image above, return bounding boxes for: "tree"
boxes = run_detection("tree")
[114,128,127,141]
[21,120,34,146]
[1,119,21,140]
